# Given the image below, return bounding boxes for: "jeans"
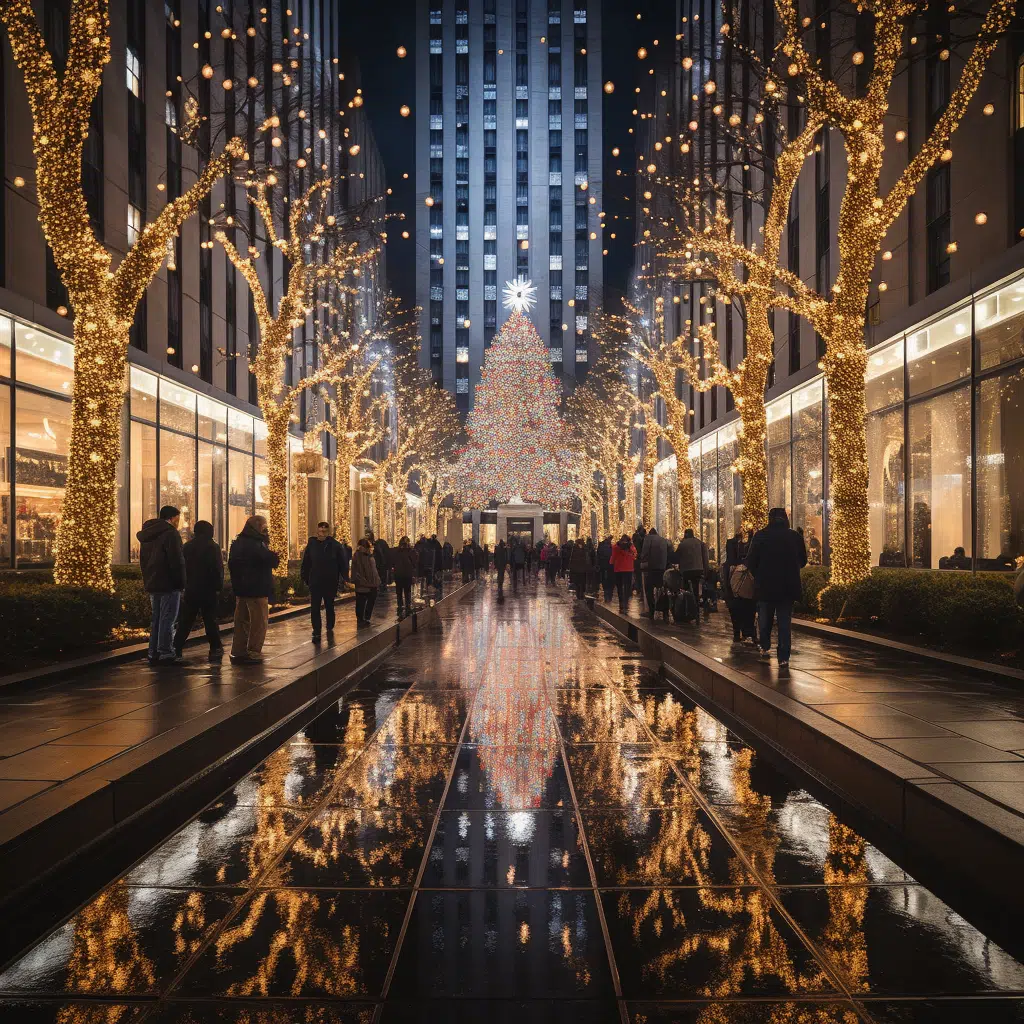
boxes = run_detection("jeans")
[231,597,270,658]
[615,571,633,610]
[395,578,412,615]
[149,591,181,661]
[643,569,664,617]
[728,597,757,640]
[355,589,377,623]
[758,600,794,661]
[601,568,615,601]
[175,598,220,656]
[309,586,337,636]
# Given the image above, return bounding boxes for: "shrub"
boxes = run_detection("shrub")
[0,585,122,656]
[798,565,830,614]
[805,566,1023,653]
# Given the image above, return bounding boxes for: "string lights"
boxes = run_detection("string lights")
[0,0,243,591]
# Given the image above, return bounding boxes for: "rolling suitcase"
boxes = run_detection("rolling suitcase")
[672,588,699,624]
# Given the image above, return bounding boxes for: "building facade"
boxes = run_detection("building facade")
[634,0,1024,572]
[0,0,386,567]
[415,0,604,411]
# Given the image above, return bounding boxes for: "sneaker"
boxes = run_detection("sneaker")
[158,655,185,666]
[759,649,770,661]
[778,660,789,668]
[230,654,258,664]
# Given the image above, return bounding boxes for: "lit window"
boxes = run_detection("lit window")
[575,284,588,300]
[430,286,443,301]
[549,87,561,100]
[574,113,588,128]
[549,172,562,186]
[429,9,441,23]
[517,225,529,240]
[576,349,588,362]
[484,254,497,270]
[456,288,469,302]
[484,226,497,240]
[455,9,468,23]
[550,255,562,270]
[574,10,587,23]
[576,315,588,332]
[516,117,529,129]
[484,284,497,300]
[549,347,563,362]
[456,346,469,363]
[430,37,442,54]
[128,204,143,245]
[165,97,177,128]
[574,86,587,99]
[456,378,469,393]
[126,47,142,97]
[430,115,443,129]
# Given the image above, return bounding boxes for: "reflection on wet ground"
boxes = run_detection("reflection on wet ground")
[1,582,1023,1022]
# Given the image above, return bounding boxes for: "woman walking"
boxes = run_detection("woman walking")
[609,534,637,613]
[722,529,757,643]
[351,538,381,627]
[391,536,417,619]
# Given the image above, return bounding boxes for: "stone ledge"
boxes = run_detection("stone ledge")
[0,584,474,919]
[590,600,1024,915]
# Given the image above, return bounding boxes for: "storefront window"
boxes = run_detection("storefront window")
[198,395,227,444]
[228,450,254,538]
[130,420,157,560]
[767,397,792,514]
[130,367,157,422]
[717,425,739,546]
[14,389,70,565]
[701,438,718,557]
[198,442,227,549]
[910,387,972,568]
[15,323,74,395]
[792,382,824,561]
[867,407,905,568]
[975,277,1024,372]
[254,456,269,521]
[866,337,904,412]
[254,419,268,459]
[907,305,971,396]
[976,371,1024,569]
[689,446,701,536]
[0,384,10,564]
[0,316,12,378]
[160,380,197,434]
[229,408,253,452]
[160,429,196,536]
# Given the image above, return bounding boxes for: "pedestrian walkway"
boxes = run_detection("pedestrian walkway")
[2,584,1022,1022]
[611,596,1024,818]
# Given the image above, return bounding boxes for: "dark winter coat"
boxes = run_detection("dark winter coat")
[339,542,352,579]
[301,536,345,592]
[442,542,454,569]
[138,518,186,594]
[391,546,418,581]
[494,543,508,570]
[459,545,476,571]
[746,520,808,603]
[568,542,591,573]
[632,526,647,553]
[596,538,613,571]
[182,528,223,603]
[417,539,436,572]
[510,543,526,566]
[228,523,280,599]
[351,548,381,592]
[721,536,750,601]
[372,538,391,575]
[676,536,709,574]
[640,532,670,572]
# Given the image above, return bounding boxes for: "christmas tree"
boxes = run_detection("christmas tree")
[458,278,576,507]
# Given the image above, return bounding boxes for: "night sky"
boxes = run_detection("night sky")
[348,1,675,313]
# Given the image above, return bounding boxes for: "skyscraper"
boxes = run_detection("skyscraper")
[415,0,604,412]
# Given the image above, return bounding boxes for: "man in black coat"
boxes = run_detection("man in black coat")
[301,522,346,642]
[746,507,808,668]
[416,535,436,595]
[632,523,647,594]
[138,505,186,665]
[494,539,509,596]
[369,532,391,590]
[174,520,224,659]
[228,515,280,663]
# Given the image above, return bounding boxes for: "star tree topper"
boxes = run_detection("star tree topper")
[503,276,538,314]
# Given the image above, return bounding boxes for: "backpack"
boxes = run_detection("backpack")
[673,588,698,623]
[729,564,756,600]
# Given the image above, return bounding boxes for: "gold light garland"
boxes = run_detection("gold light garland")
[0,0,243,591]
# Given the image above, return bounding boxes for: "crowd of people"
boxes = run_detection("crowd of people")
[136,500,809,671]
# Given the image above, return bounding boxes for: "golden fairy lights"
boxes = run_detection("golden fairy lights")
[0,0,243,591]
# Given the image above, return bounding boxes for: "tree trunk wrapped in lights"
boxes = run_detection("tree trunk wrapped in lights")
[215,176,382,571]
[0,0,244,591]
[661,113,824,534]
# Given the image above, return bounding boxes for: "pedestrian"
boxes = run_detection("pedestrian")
[639,527,670,619]
[460,539,476,584]
[596,534,615,601]
[227,514,279,663]
[369,532,390,591]
[494,538,509,596]
[560,540,573,579]
[568,536,591,599]
[301,522,346,642]
[631,522,647,594]
[482,543,491,573]
[391,536,417,618]
[174,519,224,659]
[525,541,534,576]
[442,539,454,573]
[338,536,352,588]
[138,504,187,666]
[510,538,526,588]
[722,528,757,643]
[415,534,435,596]
[475,541,486,578]
[609,534,637,613]
[535,539,545,576]
[351,537,381,626]
[430,534,445,598]
[675,528,708,605]
[746,507,808,668]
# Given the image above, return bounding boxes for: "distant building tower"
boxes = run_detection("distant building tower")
[415,0,604,412]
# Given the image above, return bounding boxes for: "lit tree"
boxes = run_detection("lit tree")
[214,173,381,570]
[0,0,244,590]
[458,287,576,507]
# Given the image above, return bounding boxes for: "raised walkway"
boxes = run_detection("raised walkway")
[0,581,472,953]
[590,592,1024,913]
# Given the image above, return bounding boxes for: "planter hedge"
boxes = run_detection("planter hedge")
[800,566,1023,653]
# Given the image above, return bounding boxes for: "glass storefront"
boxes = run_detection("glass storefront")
[661,268,1024,571]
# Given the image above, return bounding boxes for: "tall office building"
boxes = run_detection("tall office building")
[415,0,604,412]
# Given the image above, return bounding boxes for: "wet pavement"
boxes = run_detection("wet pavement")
[1,579,1023,1023]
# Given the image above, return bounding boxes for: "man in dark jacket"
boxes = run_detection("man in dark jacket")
[639,528,670,618]
[509,538,526,589]
[596,535,614,601]
[138,505,187,665]
[369,532,391,590]
[417,534,436,595]
[301,522,346,642]
[568,537,592,600]
[460,540,476,584]
[494,539,509,596]
[746,508,807,668]
[442,540,454,572]
[338,538,352,588]
[228,515,280,663]
[632,523,647,594]
[174,520,223,659]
